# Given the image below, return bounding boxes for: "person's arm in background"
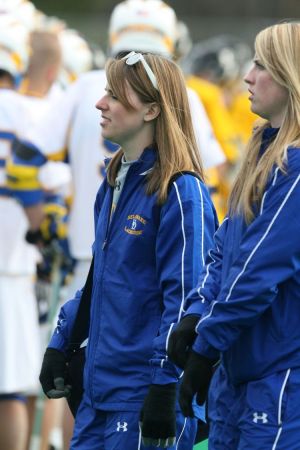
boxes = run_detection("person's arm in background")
[6,78,81,231]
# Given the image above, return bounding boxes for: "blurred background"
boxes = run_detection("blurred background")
[32,0,300,51]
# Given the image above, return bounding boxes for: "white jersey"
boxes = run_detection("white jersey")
[19,92,72,195]
[0,88,40,393]
[26,70,109,260]
[0,89,40,275]
[27,70,225,261]
[19,95,55,129]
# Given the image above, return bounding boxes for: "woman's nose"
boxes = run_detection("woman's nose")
[244,65,255,85]
[95,95,107,111]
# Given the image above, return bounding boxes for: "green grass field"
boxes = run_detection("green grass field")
[194,439,208,450]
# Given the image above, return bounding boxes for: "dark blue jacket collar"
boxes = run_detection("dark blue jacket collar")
[104,146,157,173]
[260,127,279,156]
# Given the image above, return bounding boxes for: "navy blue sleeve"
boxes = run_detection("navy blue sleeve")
[150,175,218,384]
[184,217,228,316]
[194,149,300,357]
[48,289,83,352]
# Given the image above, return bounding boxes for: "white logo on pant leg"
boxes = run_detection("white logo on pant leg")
[253,412,268,424]
[116,421,128,432]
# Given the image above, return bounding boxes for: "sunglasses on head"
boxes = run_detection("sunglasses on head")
[122,51,159,91]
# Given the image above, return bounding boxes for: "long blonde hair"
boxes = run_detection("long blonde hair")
[230,22,300,222]
[105,53,205,204]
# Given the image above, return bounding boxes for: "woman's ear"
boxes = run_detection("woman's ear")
[144,102,160,122]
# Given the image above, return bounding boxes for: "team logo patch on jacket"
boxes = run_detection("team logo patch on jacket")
[124,214,147,235]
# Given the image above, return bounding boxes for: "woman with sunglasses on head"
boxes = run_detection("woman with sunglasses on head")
[168,22,300,449]
[39,51,218,449]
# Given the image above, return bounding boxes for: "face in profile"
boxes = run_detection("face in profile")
[244,57,288,127]
[95,81,150,146]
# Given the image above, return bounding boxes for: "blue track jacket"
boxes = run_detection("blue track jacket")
[49,147,218,410]
[186,128,300,385]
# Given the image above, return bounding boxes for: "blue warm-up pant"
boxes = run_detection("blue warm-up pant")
[208,364,300,449]
[70,394,197,450]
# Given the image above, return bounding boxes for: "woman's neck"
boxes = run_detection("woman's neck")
[121,131,154,161]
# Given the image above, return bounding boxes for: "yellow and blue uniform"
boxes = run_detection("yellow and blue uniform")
[0,88,41,395]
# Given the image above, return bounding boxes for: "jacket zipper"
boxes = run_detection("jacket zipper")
[101,163,137,250]
[88,164,136,403]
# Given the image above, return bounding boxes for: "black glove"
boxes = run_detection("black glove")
[39,348,71,399]
[167,315,200,369]
[179,350,216,418]
[26,199,68,247]
[66,347,86,417]
[25,228,44,245]
[140,383,177,448]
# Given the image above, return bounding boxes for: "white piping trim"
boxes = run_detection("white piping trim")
[260,167,280,215]
[166,323,175,349]
[159,182,186,366]
[197,217,228,303]
[79,338,88,348]
[277,368,290,425]
[272,167,280,186]
[196,178,205,266]
[272,368,290,448]
[224,173,300,304]
[174,181,186,321]
[272,427,283,450]
[176,417,187,449]
[199,172,300,325]
[137,422,142,449]
[198,299,218,325]
[139,168,153,176]
[221,216,229,226]
[197,250,216,303]
[160,323,176,367]
[260,192,267,215]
